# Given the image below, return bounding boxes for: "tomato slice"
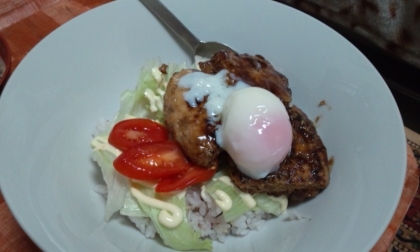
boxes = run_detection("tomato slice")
[155,166,216,192]
[113,141,190,180]
[109,118,168,151]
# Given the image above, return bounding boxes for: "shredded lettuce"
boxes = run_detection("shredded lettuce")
[253,194,288,216]
[91,142,211,251]
[132,184,213,251]
[205,179,250,222]
[91,59,289,251]
[91,148,128,221]
[119,191,148,217]
[91,59,212,251]
[206,171,288,220]
[115,60,188,124]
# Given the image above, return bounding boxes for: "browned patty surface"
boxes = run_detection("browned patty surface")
[163,51,329,201]
[228,105,330,202]
[199,50,291,105]
[163,69,221,169]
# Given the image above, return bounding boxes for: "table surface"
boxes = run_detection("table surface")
[0,0,418,251]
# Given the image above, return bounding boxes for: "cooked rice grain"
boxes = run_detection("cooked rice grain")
[128,216,157,239]
[97,183,275,243]
[185,186,273,242]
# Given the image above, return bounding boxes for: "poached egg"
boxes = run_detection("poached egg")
[216,87,293,179]
[179,70,293,179]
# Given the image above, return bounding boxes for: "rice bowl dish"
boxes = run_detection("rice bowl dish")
[90,53,320,250]
[0,0,406,251]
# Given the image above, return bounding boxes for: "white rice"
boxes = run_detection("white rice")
[128,216,157,239]
[185,186,273,242]
[92,118,277,243]
[125,186,274,243]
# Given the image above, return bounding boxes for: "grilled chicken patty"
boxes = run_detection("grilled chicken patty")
[163,69,221,169]
[163,50,329,201]
[229,105,329,202]
[199,51,291,105]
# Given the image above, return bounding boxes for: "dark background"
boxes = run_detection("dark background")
[275,1,420,133]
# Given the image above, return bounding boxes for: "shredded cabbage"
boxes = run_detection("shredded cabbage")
[91,59,288,251]
[91,149,128,221]
[206,171,288,221]
[115,60,188,124]
[91,59,212,251]
[253,194,288,216]
[119,191,148,217]
[132,184,213,251]
[205,179,250,222]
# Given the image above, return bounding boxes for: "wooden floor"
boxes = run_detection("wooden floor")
[0,1,112,250]
[0,0,112,73]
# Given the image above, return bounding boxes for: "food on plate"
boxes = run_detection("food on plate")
[199,51,291,105]
[90,51,329,251]
[229,105,330,201]
[114,140,191,180]
[165,50,329,201]
[109,118,168,151]
[216,87,293,180]
[164,69,223,169]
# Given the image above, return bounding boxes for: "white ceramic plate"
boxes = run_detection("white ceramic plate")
[0,0,406,251]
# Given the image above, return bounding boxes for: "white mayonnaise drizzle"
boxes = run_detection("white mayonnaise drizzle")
[144,88,163,113]
[151,66,169,89]
[131,179,186,198]
[90,136,122,157]
[200,185,208,200]
[130,186,183,228]
[178,70,249,123]
[214,190,232,211]
[173,190,187,199]
[131,179,157,189]
[91,115,185,228]
[268,195,288,214]
[217,176,256,209]
[90,114,152,156]
[144,67,168,113]
[151,67,163,84]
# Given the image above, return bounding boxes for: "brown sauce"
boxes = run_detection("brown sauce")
[318,100,332,110]
[328,156,335,173]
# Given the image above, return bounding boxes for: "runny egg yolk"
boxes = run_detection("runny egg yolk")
[215,87,293,179]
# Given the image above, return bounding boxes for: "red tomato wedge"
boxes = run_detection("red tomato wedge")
[155,166,216,192]
[113,141,190,180]
[109,118,168,151]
